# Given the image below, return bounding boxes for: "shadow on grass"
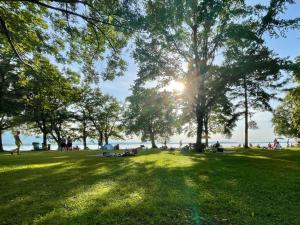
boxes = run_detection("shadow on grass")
[0,150,300,225]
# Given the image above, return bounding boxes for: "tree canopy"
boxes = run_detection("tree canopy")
[124,87,179,148]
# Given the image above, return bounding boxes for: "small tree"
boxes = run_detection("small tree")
[79,88,123,146]
[272,97,300,139]
[124,87,178,148]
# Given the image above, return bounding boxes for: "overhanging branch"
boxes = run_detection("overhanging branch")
[0,15,33,67]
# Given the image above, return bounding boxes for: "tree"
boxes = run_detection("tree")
[133,0,247,151]
[272,96,300,138]
[133,0,300,151]
[0,0,139,81]
[0,52,25,151]
[272,56,300,139]
[22,56,80,148]
[180,67,238,147]
[72,86,94,149]
[124,87,178,148]
[78,88,123,146]
[221,0,300,148]
[224,45,290,147]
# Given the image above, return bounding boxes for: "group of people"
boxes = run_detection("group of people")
[60,136,73,151]
[8,131,294,155]
[267,138,282,150]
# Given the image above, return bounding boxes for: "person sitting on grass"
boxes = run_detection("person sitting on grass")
[268,142,272,149]
[274,141,282,150]
[214,141,220,148]
[11,131,22,155]
[213,141,224,152]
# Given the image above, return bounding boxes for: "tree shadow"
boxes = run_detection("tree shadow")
[0,150,300,225]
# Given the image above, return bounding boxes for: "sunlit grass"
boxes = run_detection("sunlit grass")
[0,149,299,225]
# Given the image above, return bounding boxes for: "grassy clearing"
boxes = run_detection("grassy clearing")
[0,149,300,225]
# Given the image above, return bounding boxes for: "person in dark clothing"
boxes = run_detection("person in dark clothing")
[60,137,66,151]
[67,136,72,151]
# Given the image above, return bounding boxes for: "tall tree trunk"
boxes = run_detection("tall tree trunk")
[82,117,87,149]
[98,131,103,147]
[83,136,87,150]
[196,73,206,152]
[204,116,209,147]
[42,131,47,149]
[149,128,157,149]
[57,137,61,151]
[104,133,109,145]
[42,119,47,149]
[196,110,204,151]
[243,76,249,148]
[192,22,205,152]
[82,127,87,150]
[0,129,3,151]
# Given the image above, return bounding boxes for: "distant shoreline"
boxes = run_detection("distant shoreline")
[2,140,296,151]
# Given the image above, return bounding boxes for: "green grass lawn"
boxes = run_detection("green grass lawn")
[0,149,300,225]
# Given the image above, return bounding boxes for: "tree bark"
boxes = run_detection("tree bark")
[42,119,47,149]
[0,129,3,151]
[57,137,61,151]
[191,21,205,152]
[82,113,87,149]
[83,136,87,150]
[42,131,47,149]
[98,131,103,148]
[104,133,109,145]
[204,116,209,147]
[196,109,204,151]
[82,124,87,150]
[149,128,157,149]
[243,76,249,148]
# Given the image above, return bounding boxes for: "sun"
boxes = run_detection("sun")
[166,81,185,92]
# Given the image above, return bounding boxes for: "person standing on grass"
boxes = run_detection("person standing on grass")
[11,131,22,155]
[60,137,66,151]
[273,138,277,148]
[67,136,72,151]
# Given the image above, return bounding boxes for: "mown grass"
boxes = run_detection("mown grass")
[0,149,299,225]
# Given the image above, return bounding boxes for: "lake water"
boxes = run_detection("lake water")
[2,140,296,151]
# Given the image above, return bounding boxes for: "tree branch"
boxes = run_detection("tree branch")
[0,15,33,67]
[6,0,132,30]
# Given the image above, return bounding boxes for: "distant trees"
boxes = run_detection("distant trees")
[86,90,123,145]
[272,96,300,139]
[73,87,123,148]
[124,87,179,148]
[272,57,300,139]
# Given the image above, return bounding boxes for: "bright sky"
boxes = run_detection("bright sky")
[100,1,300,143]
